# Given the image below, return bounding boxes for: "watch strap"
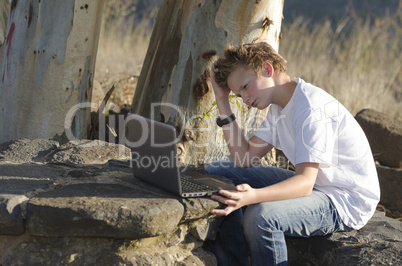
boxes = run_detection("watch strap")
[216,113,236,127]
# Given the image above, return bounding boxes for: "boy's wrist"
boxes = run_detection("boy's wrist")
[214,93,230,102]
[216,99,232,117]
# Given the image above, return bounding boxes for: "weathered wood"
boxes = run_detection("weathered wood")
[131,0,283,165]
[0,0,104,143]
[0,0,10,47]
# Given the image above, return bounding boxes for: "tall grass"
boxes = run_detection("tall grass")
[94,1,156,107]
[280,12,401,117]
[95,0,155,80]
[96,3,401,118]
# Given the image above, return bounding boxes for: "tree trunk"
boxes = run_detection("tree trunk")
[131,0,283,165]
[0,0,10,55]
[0,0,104,143]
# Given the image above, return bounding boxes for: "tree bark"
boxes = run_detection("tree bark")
[0,0,104,143]
[0,0,10,49]
[130,0,283,165]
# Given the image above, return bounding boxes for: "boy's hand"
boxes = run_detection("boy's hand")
[210,184,257,216]
[210,61,231,101]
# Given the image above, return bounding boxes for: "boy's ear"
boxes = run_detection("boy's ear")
[262,62,274,77]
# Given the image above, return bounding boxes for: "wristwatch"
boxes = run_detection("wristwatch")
[216,113,236,127]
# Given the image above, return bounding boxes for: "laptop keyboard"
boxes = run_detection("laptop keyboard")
[180,175,215,193]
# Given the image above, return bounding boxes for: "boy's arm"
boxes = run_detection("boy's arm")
[254,162,319,201]
[211,162,319,216]
[218,99,273,167]
[211,65,273,167]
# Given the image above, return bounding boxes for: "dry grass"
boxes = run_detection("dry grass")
[280,12,402,117]
[95,2,401,118]
[94,0,155,108]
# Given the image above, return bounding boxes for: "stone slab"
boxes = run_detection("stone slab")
[47,139,131,166]
[0,164,63,193]
[0,139,59,163]
[26,183,185,239]
[287,211,402,265]
[0,163,64,235]
[3,236,128,265]
[180,198,220,221]
[0,195,27,234]
[1,136,400,265]
[1,230,216,266]
[115,172,222,223]
[0,163,65,182]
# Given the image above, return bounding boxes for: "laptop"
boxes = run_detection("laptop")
[125,113,236,197]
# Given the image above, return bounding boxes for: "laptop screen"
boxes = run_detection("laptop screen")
[125,114,182,194]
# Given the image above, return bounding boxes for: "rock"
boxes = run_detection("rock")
[2,231,215,265]
[0,195,27,234]
[0,138,59,163]
[115,170,222,225]
[0,163,65,183]
[26,183,185,239]
[355,109,402,168]
[180,198,221,221]
[189,217,222,241]
[376,165,401,215]
[0,163,65,234]
[336,211,402,265]
[48,139,131,166]
[1,138,401,265]
[287,211,402,265]
[0,138,220,264]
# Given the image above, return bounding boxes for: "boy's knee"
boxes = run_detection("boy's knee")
[243,203,277,237]
[243,205,265,238]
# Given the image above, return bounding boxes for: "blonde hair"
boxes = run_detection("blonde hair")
[214,42,287,88]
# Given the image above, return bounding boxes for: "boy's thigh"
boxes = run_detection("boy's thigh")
[205,161,294,188]
[244,190,346,237]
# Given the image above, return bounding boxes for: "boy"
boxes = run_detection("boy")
[206,42,380,266]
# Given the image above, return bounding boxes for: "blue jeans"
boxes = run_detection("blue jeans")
[205,161,351,266]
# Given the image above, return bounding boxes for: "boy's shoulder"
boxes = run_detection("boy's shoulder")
[293,79,340,113]
[266,78,346,125]
[270,78,346,127]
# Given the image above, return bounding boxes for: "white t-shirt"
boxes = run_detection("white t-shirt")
[255,78,380,229]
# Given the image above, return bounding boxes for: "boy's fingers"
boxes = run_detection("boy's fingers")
[211,62,220,72]
[236,184,249,191]
[211,206,234,216]
[211,194,235,205]
[217,189,240,200]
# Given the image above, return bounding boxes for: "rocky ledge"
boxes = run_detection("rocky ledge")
[0,138,401,265]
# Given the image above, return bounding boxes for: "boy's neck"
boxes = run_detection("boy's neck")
[271,74,297,109]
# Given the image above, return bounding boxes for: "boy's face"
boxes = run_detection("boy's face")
[227,65,275,110]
